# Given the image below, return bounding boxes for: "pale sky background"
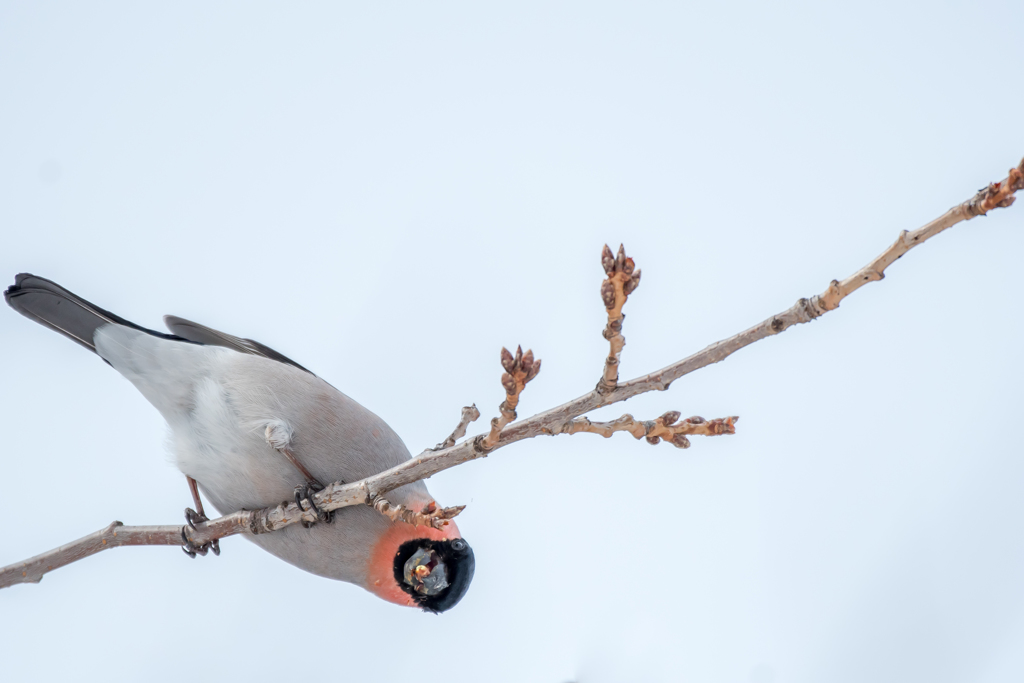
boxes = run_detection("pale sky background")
[1,3,1023,682]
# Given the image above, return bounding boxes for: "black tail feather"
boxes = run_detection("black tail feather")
[4,273,186,353]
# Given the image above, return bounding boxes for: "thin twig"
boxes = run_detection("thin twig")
[597,244,641,394]
[434,405,481,450]
[564,412,738,449]
[2,156,1020,590]
[481,345,541,450]
[371,496,465,530]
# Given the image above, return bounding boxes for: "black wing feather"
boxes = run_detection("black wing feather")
[163,315,313,375]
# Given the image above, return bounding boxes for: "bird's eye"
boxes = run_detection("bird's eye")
[451,539,467,552]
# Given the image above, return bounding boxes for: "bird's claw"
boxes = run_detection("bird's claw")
[181,508,220,558]
[185,507,207,530]
[294,482,332,528]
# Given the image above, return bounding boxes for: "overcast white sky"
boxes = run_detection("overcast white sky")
[1,3,1023,682]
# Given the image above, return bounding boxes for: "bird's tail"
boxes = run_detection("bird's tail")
[4,273,180,353]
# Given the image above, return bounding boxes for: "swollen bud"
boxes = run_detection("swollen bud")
[624,270,642,296]
[526,358,542,382]
[660,411,681,426]
[500,347,515,373]
[521,349,534,374]
[600,280,615,309]
[601,244,615,274]
[671,434,691,449]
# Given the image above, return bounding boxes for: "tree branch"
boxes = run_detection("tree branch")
[2,155,1020,590]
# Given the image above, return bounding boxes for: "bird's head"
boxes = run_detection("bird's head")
[366,516,475,613]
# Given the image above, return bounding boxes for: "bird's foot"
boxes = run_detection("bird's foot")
[294,482,333,528]
[181,507,220,558]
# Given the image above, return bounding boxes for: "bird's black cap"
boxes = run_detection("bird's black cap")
[393,537,475,614]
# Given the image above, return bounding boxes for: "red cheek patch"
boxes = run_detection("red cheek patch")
[365,504,462,608]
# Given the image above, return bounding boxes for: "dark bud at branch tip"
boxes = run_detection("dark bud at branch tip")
[515,345,523,364]
[623,257,635,276]
[500,347,515,373]
[616,244,626,270]
[521,349,534,373]
[601,245,615,274]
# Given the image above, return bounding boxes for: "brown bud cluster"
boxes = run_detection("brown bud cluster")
[641,413,738,449]
[500,345,541,397]
[599,244,642,310]
[372,495,466,530]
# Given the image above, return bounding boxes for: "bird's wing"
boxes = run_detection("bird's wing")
[163,315,314,375]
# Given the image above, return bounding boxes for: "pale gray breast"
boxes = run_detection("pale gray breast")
[189,352,428,509]
[182,353,430,584]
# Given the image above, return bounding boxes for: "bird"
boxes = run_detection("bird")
[4,273,475,613]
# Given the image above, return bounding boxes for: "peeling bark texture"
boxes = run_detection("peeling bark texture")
[481,345,541,450]
[1,155,1020,590]
[434,404,481,451]
[597,244,641,394]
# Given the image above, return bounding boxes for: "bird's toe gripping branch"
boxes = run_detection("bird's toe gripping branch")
[598,244,641,394]
[480,345,541,450]
[565,411,738,449]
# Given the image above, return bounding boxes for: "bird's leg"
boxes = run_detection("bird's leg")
[280,447,320,485]
[181,475,220,558]
[185,475,206,524]
[265,421,321,486]
[263,420,335,528]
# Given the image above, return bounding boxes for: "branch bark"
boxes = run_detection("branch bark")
[2,156,1021,590]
